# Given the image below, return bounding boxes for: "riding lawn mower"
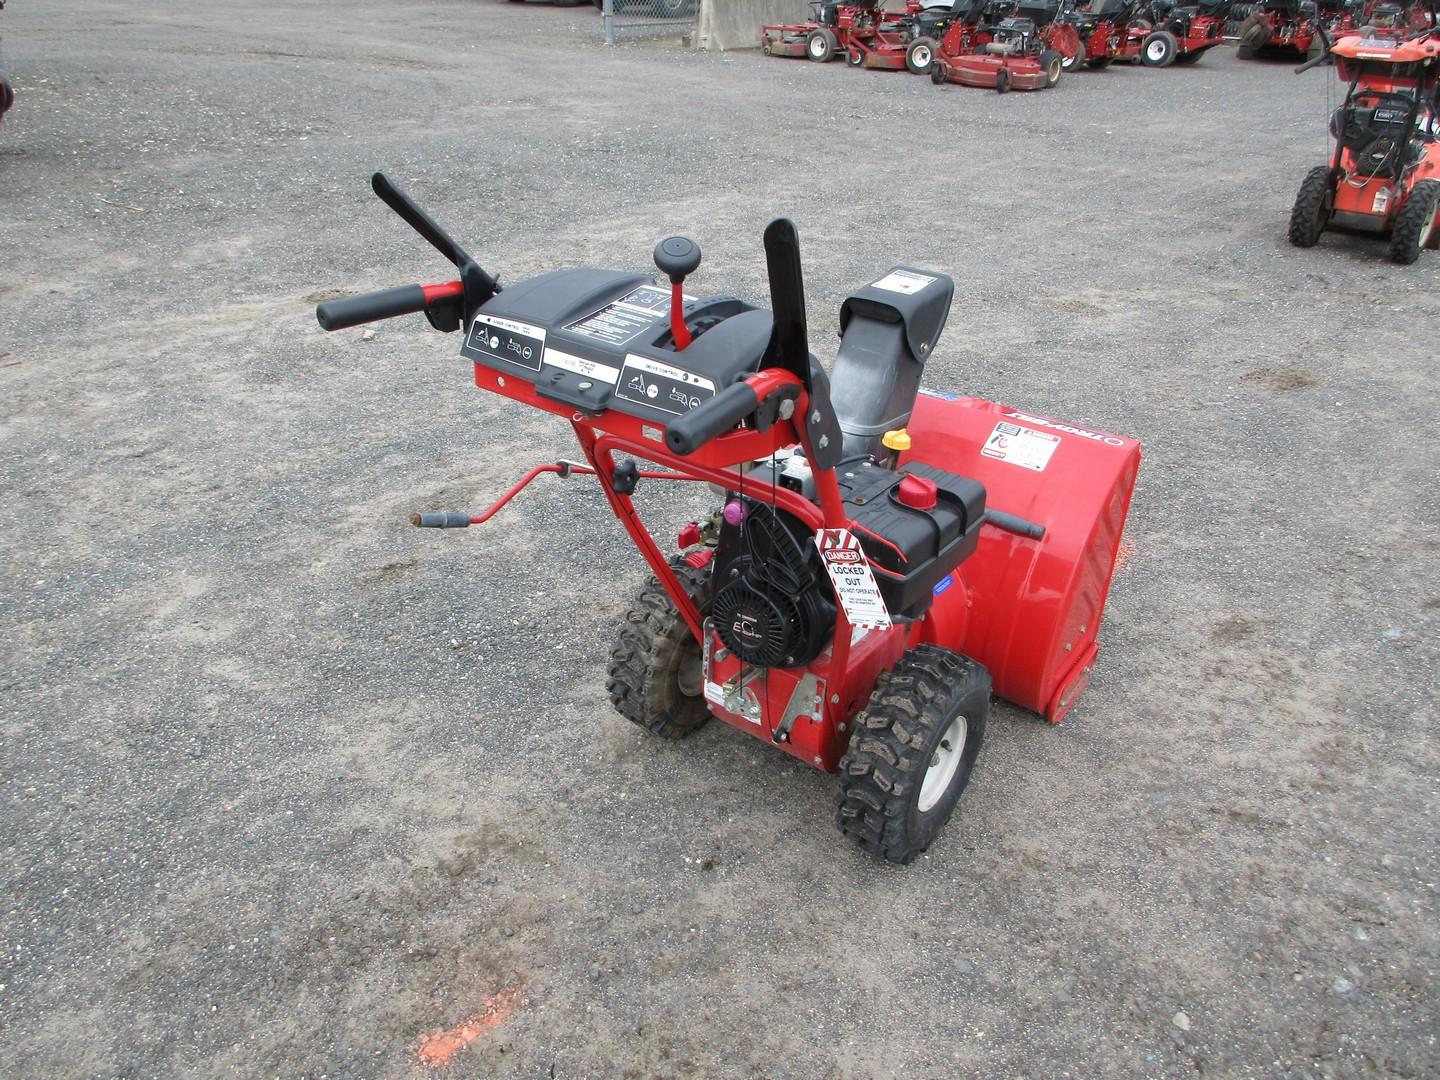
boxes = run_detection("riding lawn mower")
[761,0,921,63]
[315,174,1141,864]
[929,0,1081,89]
[1123,0,1234,65]
[1233,0,1332,58]
[1287,14,1440,262]
[1060,0,1145,70]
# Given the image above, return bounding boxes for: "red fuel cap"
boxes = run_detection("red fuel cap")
[896,474,938,511]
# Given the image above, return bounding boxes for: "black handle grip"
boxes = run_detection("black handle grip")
[316,284,427,331]
[664,381,760,456]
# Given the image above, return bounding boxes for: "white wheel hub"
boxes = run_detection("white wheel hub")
[913,44,932,66]
[917,716,968,813]
[1147,39,1167,61]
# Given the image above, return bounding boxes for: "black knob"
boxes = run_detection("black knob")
[654,236,701,283]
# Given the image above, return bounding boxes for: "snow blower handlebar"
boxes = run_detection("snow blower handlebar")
[316,281,463,331]
[663,370,802,455]
[313,172,499,334]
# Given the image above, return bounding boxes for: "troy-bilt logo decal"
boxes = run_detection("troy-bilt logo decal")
[815,529,891,631]
[1004,411,1127,447]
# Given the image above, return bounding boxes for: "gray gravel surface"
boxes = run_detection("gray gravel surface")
[2,2,1438,1077]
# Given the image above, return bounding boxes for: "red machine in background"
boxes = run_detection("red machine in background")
[1287,19,1440,262]
[762,0,921,62]
[1121,0,1234,65]
[1061,0,1146,69]
[314,174,1140,863]
[1234,0,1333,58]
[0,0,12,127]
[930,0,1080,89]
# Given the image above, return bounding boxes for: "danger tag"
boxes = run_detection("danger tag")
[815,529,892,631]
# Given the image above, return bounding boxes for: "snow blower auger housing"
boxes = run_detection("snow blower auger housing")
[1287,15,1440,262]
[316,173,1141,864]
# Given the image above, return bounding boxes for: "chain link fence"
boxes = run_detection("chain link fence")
[600,0,699,43]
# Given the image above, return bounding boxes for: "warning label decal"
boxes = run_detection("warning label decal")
[467,314,545,372]
[815,529,892,631]
[615,354,716,416]
[870,269,937,296]
[563,285,694,348]
[981,421,1060,472]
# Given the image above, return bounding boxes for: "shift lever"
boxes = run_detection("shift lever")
[653,236,701,350]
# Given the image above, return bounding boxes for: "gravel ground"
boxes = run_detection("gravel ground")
[2,2,1438,1077]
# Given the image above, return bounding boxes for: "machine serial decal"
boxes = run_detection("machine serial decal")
[542,347,620,385]
[982,421,1060,472]
[870,269,938,295]
[615,354,716,416]
[467,314,545,372]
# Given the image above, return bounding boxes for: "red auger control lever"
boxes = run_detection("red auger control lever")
[653,236,701,350]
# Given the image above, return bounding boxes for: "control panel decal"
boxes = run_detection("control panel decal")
[615,354,716,416]
[542,347,620,386]
[467,314,545,372]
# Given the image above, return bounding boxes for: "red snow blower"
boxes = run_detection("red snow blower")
[1287,12,1440,262]
[315,174,1140,863]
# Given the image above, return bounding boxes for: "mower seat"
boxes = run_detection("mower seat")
[1086,0,1134,18]
[1016,0,1061,24]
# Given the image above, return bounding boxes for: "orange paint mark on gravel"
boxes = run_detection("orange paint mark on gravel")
[414,989,523,1069]
[1114,537,1136,572]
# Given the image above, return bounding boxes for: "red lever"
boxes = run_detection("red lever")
[670,281,692,350]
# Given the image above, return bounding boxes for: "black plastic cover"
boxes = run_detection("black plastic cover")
[839,460,986,615]
[459,268,768,427]
[838,267,954,368]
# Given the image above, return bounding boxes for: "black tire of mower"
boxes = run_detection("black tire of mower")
[1061,41,1085,71]
[1388,179,1440,265]
[1039,48,1063,86]
[930,58,949,83]
[1086,54,1113,68]
[606,560,712,740]
[995,66,1011,92]
[806,27,837,61]
[906,36,938,74]
[1237,13,1270,54]
[836,645,990,865]
[1288,164,1334,248]
[1142,29,1177,65]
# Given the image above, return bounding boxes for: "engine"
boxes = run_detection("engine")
[711,499,836,669]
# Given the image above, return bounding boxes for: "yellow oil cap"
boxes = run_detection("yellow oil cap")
[882,428,912,452]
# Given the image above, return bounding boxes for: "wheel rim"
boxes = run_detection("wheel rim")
[677,647,702,698]
[1048,57,1062,81]
[917,716,968,813]
[912,43,932,67]
[1421,198,1439,249]
[809,37,825,57]
[1146,39,1167,61]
